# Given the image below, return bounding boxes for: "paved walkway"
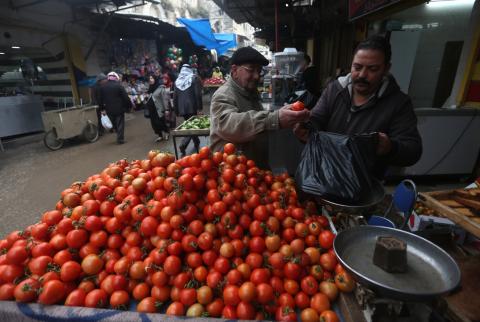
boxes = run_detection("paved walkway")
[0,110,208,238]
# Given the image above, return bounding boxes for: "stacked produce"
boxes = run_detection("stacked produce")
[178,115,210,130]
[0,143,354,321]
[203,78,225,86]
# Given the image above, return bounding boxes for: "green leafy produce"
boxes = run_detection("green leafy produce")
[179,115,210,130]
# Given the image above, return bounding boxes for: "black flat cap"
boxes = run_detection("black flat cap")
[230,47,269,66]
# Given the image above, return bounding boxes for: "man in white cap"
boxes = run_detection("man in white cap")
[98,72,132,144]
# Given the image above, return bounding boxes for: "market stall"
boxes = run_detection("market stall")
[0,144,354,321]
[202,78,225,100]
[170,115,210,159]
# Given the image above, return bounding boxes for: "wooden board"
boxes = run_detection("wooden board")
[419,192,480,238]
[171,128,209,136]
[337,292,367,322]
[442,255,480,322]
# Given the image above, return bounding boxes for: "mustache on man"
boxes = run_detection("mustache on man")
[353,77,370,86]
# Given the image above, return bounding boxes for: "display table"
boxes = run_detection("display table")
[0,299,346,322]
[0,301,221,322]
[171,117,209,159]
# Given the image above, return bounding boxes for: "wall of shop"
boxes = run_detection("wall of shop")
[314,23,356,88]
[366,0,477,108]
[0,1,108,108]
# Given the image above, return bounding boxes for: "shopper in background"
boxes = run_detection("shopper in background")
[91,73,108,136]
[173,64,203,157]
[209,46,310,169]
[146,74,170,142]
[98,71,133,144]
[294,35,422,178]
[162,66,173,89]
[211,66,224,79]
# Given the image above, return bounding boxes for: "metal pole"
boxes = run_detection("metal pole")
[275,0,279,52]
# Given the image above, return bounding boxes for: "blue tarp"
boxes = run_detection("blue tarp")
[177,18,237,55]
[213,33,237,55]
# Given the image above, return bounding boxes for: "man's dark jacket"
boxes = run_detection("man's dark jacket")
[310,74,422,178]
[173,76,203,117]
[98,80,131,115]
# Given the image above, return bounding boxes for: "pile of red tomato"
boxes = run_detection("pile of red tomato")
[0,143,355,321]
[204,78,226,86]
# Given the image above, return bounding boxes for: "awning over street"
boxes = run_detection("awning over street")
[177,18,237,55]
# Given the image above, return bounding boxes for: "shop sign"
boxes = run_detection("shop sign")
[349,0,402,21]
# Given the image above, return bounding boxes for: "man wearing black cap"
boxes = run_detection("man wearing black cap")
[210,46,310,169]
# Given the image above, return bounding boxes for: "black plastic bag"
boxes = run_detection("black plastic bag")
[295,131,377,204]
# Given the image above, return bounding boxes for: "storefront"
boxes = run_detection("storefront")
[348,0,480,177]
[0,33,83,143]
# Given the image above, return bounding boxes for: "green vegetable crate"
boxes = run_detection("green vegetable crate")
[172,115,210,136]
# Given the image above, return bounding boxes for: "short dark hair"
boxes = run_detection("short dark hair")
[354,35,391,65]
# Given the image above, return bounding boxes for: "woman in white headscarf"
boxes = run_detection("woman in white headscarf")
[173,64,203,157]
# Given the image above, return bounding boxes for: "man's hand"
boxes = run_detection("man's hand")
[279,104,310,129]
[293,123,309,143]
[377,132,392,155]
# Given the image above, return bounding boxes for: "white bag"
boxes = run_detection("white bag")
[101,114,113,130]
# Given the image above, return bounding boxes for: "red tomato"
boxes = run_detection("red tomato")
[236,301,256,320]
[0,283,15,300]
[223,285,241,306]
[320,310,340,322]
[275,305,297,321]
[85,289,108,308]
[301,275,319,296]
[335,271,356,293]
[38,280,66,305]
[28,255,52,276]
[291,101,305,111]
[163,256,181,275]
[60,261,82,282]
[6,246,28,265]
[179,288,197,307]
[256,283,274,304]
[319,230,335,249]
[311,292,330,314]
[319,253,337,272]
[14,278,40,302]
[166,301,184,316]
[65,288,86,306]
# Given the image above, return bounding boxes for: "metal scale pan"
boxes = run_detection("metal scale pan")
[333,225,461,301]
[315,178,386,212]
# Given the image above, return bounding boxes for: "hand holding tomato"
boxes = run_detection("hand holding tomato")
[279,104,310,129]
[291,101,305,111]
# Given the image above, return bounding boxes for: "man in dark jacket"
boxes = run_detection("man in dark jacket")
[294,35,422,178]
[98,72,132,144]
[173,64,203,156]
[91,73,107,136]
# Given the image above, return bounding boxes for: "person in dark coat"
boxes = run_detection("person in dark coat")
[294,35,422,179]
[146,75,170,142]
[98,72,132,144]
[91,73,107,136]
[173,64,203,157]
